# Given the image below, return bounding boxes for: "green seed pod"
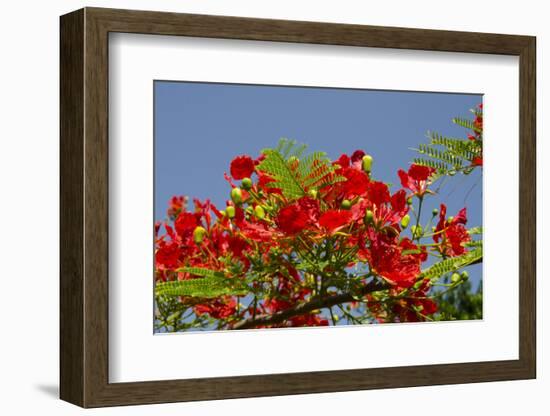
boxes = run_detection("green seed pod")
[400,214,411,228]
[451,272,461,283]
[432,208,439,216]
[226,205,236,219]
[193,226,207,244]
[407,197,413,206]
[365,209,374,224]
[254,205,265,219]
[341,199,352,210]
[230,187,243,205]
[461,271,469,280]
[362,154,373,173]
[308,189,318,199]
[241,177,253,190]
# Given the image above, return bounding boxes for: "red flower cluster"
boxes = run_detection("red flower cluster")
[155,143,477,331]
[467,103,483,166]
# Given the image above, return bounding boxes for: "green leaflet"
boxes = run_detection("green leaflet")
[256,138,345,200]
[468,226,483,235]
[421,246,483,280]
[155,267,249,298]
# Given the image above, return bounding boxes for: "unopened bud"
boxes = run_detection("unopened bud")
[461,271,469,280]
[365,209,374,224]
[411,225,423,238]
[401,214,410,228]
[407,197,413,206]
[254,205,265,219]
[231,187,243,205]
[226,205,236,218]
[193,226,207,244]
[341,199,352,210]
[451,272,461,283]
[241,177,253,190]
[308,189,318,199]
[362,154,373,173]
[432,208,439,216]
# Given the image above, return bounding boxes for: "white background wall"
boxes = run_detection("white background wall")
[0,0,546,414]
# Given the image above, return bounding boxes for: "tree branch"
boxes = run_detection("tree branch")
[232,280,388,330]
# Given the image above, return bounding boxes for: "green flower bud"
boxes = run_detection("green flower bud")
[461,271,469,281]
[407,197,413,206]
[432,208,439,216]
[448,216,454,223]
[365,209,374,224]
[231,187,243,205]
[411,225,423,238]
[241,177,253,190]
[308,189,318,199]
[226,205,236,219]
[332,314,340,322]
[451,272,461,283]
[254,205,265,219]
[220,210,226,217]
[193,226,207,244]
[400,214,410,228]
[362,154,373,173]
[341,199,352,210]
[245,206,254,215]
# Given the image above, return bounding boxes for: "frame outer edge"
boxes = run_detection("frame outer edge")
[518,37,537,378]
[59,6,537,407]
[60,8,86,407]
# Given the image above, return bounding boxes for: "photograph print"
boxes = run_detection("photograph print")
[153,81,483,333]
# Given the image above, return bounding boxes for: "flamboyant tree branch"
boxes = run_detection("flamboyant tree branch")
[232,279,388,330]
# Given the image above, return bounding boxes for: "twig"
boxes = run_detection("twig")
[232,279,388,330]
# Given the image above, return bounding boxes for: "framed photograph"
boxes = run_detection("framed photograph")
[60,7,536,408]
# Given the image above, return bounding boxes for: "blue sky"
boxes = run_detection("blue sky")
[154,81,482,286]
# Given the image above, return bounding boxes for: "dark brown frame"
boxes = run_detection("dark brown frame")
[60,7,536,408]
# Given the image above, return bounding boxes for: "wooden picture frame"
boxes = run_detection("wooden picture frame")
[60,7,536,408]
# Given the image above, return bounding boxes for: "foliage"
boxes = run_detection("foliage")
[435,280,483,321]
[413,104,483,178]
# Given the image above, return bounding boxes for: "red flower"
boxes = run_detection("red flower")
[334,153,350,170]
[167,195,187,219]
[350,150,366,169]
[195,298,237,319]
[367,180,391,207]
[433,204,470,257]
[392,279,437,322]
[175,212,199,238]
[342,167,369,198]
[257,172,282,195]
[472,156,483,166]
[276,197,319,235]
[398,164,435,196]
[365,231,422,289]
[155,240,180,269]
[230,155,255,180]
[319,210,352,233]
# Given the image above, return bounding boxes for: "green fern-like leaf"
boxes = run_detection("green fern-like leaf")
[453,116,481,134]
[421,247,483,280]
[257,139,345,199]
[156,269,249,298]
